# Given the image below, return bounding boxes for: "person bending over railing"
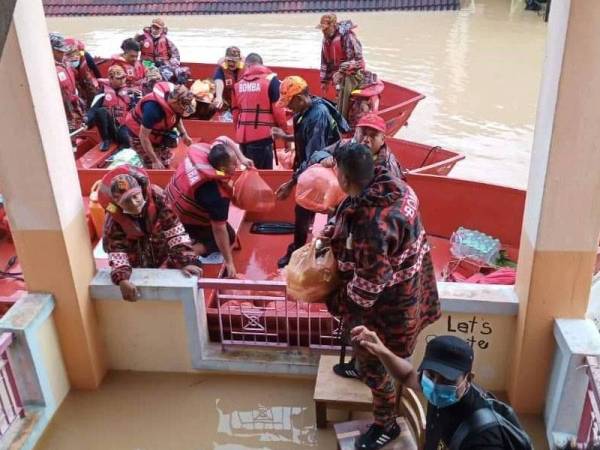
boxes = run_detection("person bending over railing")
[101,165,202,301]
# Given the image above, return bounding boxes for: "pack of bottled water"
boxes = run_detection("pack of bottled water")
[450,227,501,265]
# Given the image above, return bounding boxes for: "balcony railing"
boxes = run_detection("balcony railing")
[201,279,343,351]
[0,332,24,436]
[576,356,600,449]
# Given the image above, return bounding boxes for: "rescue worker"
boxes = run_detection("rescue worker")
[271,76,350,268]
[50,32,86,132]
[84,65,137,151]
[231,53,288,169]
[313,113,405,180]
[317,13,366,121]
[321,143,440,450]
[135,18,188,84]
[64,37,100,106]
[190,79,218,120]
[166,136,253,278]
[111,38,146,88]
[141,66,163,95]
[213,46,244,111]
[123,82,196,169]
[100,165,202,301]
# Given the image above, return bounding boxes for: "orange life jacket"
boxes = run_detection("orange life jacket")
[165,143,233,226]
[322,33,345,73]
[110,54,146,87]
[55,61,79,102]
[99,79,133,125]
[233,65,277,143]
[123,81,179,144]
[217,58,243,106]
[140,30,170,64]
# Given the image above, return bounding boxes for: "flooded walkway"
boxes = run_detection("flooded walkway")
[34,371,548,450]
[47,0,547,189]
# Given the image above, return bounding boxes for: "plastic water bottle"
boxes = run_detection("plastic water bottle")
[450,227,501,265]
[219,111,233,123]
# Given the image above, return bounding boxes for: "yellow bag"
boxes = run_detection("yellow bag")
[89,180,105,239]
[285,241,339,303]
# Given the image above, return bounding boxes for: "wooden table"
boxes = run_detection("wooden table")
[313,355,372,428]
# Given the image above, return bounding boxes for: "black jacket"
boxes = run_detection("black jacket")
[425,386,511,450]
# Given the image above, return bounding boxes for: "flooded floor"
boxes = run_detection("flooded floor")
[47,0,547,189]
[34,371,548,450]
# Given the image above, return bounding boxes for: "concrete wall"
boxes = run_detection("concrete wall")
[96,300,192,373]
[91,270,518,391]
[412,312,516,391]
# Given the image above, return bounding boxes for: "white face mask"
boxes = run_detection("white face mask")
[151,30,162,39]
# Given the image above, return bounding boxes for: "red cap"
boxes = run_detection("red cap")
[357,113,386,133]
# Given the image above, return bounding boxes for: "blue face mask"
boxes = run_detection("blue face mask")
[421,372,463,408]
[69,60,80,69]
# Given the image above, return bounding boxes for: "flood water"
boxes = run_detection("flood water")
[47,0,547,189]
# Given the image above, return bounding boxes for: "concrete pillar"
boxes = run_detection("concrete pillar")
[0,0,106,388]
[508,0,600,413]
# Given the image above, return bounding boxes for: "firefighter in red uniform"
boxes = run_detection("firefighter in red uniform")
[135,18,189,84]
[166,137,253,278]
[231,53,288,169]
[213,46,244,111]
[100,165,202,301]
[84,65,138,151]
[111,38,146,89]
[123,82,196,169]
[317,13,366,121]
[50,32,86,132]
[64,37,100,106]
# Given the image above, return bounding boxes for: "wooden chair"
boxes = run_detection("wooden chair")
[396,385,426,450]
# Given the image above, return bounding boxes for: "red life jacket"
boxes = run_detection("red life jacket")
[55,61,79,102]
[233,65,278,143]
[98,165,157,240]
[99,79,132,125]
[123,81,178,144]
[322,33,345,73]
[110,54,146,87]
[140,30,170,64]
[165,143,233,226]
[217,58,243,106]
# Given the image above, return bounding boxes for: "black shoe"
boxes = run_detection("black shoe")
[355,423,401,450]
[333,358,360,379]
[99,140,111,152]
[277,244,295,268]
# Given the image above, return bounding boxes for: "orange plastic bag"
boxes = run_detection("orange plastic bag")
[295,164,346,214]
[285,241,339,303]
[232,169,275,212]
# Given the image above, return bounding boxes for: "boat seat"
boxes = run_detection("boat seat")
[76,143,117,169]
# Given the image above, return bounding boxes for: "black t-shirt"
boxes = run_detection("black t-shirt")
[425,386,509,450]
[194,181,229,223]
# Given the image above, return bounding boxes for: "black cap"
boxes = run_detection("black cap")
[419,335,474,381]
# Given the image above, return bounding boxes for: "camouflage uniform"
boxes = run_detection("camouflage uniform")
[103,171,199,285]
[324,166,440,429]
